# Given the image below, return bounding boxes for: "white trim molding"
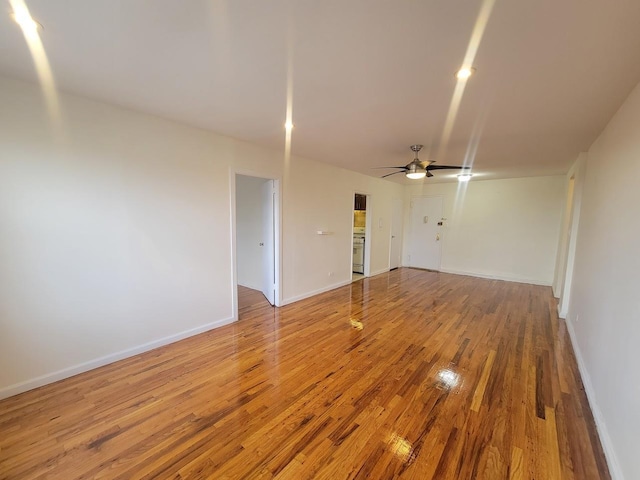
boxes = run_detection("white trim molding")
[439,268,552,286]
[282,279,351,306]
[565,317,624,480]
[0,317,235,400]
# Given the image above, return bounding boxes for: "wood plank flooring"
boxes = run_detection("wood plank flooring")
[0,269,610,479]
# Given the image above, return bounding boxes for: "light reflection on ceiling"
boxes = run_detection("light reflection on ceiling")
[9,0,62,134]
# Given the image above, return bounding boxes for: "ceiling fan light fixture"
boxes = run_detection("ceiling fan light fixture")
[406,163,426,179]
[406,171,426,180]
[378,144,465,180]
[457,173,473,182]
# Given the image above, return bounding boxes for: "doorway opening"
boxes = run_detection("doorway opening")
[233,174,281,319]
[352,193,371,282]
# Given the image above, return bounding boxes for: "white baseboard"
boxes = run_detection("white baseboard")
[564,317,623,480]
[282,279,351,306]
[280,269,392,306]
[439,268,551,286]
[557,303,568,319]
[0,316,236,400]
[369,268,391,277]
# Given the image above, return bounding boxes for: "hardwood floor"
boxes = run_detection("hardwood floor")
[0,269,610,479]
[238,285,274,317]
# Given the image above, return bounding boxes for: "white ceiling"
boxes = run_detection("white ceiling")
[2,0,640,183]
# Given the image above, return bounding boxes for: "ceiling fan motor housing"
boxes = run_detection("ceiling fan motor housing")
[407,162,425,174]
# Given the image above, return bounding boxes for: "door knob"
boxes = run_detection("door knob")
[259,242,264,246]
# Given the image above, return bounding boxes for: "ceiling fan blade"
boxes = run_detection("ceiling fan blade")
[372,166,409,169]
[426,170,434,177]
[426,165,471,171]
[381,171,405,178]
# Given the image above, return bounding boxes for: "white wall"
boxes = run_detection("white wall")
[0,75,403,398]
[404,176,565,285]
[0,76,238,397]
[280,156,405,303]
[236,175,268,290]
[565,82,640,480]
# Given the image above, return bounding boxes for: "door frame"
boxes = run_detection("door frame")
[351,191,372,280]
[408,194,444,271]
[230,169,282,321]
[389,197,403,270]
[554,155,586,318]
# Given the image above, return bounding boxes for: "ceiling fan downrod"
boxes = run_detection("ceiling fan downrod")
[410,144,423,161]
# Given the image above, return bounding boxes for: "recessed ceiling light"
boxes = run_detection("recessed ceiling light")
[457,173,473,182]
[10,7,43,33]
[284,121,294,131]
[455,67,476,80]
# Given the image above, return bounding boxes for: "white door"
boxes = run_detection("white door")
[390,197,403,269]
[261,180,275,305]
[408,196,443,270]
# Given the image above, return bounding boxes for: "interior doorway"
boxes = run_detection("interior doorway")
[407,195,443,270]
[352,193,371,282]
[234,174,280,316]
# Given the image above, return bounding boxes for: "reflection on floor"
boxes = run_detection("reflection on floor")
[352,272,364,282]
[238,285,272,319]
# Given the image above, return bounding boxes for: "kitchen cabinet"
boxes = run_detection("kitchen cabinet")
[354,194,366,211]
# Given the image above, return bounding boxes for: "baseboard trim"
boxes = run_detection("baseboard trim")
[557,303,568,319]
[282,279,352,306]
[369,268,391,277]
[565,318,623,480]
[0,316,236,400]
[439,268,551,286]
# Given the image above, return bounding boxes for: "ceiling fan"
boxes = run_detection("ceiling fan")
[376,145,471,180]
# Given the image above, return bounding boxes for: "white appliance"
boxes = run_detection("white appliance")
[353,234,365,274]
